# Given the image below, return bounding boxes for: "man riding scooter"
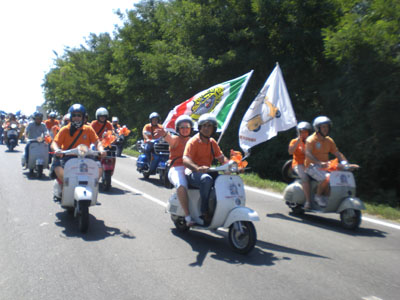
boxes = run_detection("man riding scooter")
[183,113,229,226]
[45,112,60,131]
[91,107,113,139]
[142,112,163,161]
[22,112,49,169]
[305,116,348,207]
[51,104,106,191]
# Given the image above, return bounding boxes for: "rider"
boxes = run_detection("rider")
[304,116,348,207]
[51,104,106,183]
[45,112,60,130]
[288,121,312,209]
[155,115,195,226]
[183,113,228,225]
[142,112,163,161]
[112,116,120,133]
[91,107,113,139]
[22,112,49,168]
[3,113,20,145]
[0,114,5,144]
[61,113,71,127]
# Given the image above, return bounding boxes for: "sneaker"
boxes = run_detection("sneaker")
[314,195,327,207]
[304,202,311,210]
[185,216,195,227]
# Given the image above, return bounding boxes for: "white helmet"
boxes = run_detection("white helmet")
[198,113,218,127]
[296,121,312,135]
[175,115,194,134]
[96,107,109,119]
[313,116,332,136]
[112,116,119,122]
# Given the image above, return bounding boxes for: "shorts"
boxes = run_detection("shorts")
[168,166,188,189]
[293,164,310,182]
[305,164,329,182]
[52,156,75,168]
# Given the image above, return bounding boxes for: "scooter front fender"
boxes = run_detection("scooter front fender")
[74,186,93,202]
[336,197,365,213]
[223,207,259,228]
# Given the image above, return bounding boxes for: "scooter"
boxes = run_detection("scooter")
[24,137,50,178]
[136,138,170,182]
[167,161,259,254]
[100,145,116,191]
[114,134,125,157]
[282,160,365,229]
[53,144,100,233]
[5,123,19,151]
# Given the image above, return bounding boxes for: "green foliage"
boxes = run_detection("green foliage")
[42,0,399,204]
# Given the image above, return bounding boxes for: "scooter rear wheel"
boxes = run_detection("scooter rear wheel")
[36,165,43,178]
[228,221,257,254]
[102,170,112,191]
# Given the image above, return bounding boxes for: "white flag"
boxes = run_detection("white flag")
[239,64,297,154]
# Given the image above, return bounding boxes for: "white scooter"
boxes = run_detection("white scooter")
[24,137,49,178]
[6,123,19,151]
[283,160,365,229]
[167,161,259,254]
[53,144,100,233]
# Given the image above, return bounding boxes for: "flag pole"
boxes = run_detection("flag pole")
[217,70,254,144]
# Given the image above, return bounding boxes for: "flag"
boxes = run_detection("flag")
[163,71,253,138]
[239,64,297,154]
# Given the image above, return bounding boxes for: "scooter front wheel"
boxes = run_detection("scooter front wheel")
[340,209,361,230]
[78,206,89,233]
[228,221,257,254]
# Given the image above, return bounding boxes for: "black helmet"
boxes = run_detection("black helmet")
[33,111,43,120]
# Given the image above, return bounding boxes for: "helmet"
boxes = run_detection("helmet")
[313,116,332,131]
[95,107,109,119]
[33,111,43,120]
[49,112,56,118]
[296,121,312,135]
[175,115,194,133]
[63,113,70,122]
[149,112,160,122]
[68,104,86,127]
[112,116,119,122]
[198,113,218,127]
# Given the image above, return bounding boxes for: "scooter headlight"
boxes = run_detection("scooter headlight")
[77,144,89,157]
[228,161,239,173]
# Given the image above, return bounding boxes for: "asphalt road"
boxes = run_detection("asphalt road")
[0,143,399,300]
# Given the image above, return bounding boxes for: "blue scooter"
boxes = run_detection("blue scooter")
[136,138,170,182]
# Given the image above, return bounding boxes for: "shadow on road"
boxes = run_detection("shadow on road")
[22,170,53,181]
[266,213,387,237]
[138,177,164,187]
[99,186,127,195]
[55,211,136,241]
[171,228,327,267]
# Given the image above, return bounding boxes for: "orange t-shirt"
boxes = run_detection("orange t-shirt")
[183,133,223,167]
[45,119,60,130]
[54,124,99,150]
[142,123,163,141]
[304,132,338,168]
[90,120,113,139]
[169,136,190,167]
[289,138,306,167]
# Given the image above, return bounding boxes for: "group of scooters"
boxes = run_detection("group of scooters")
[134,136,366,254]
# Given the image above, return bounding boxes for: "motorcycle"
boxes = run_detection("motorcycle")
[24,137,50,178]
[53,144,100,233]
[136,138,170,182]
[282,159,365,229]
[100,145,117,191]
[114,134,125,157]
[5,123,19,151]
[166,160,259,254]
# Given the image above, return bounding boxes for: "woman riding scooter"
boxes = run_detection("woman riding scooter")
[154,115,195,226]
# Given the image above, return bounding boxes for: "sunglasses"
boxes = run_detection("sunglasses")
[71,114,82,118]
[179,126,191,129]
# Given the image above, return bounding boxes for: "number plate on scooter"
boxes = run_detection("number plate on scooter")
[330,171,356,188]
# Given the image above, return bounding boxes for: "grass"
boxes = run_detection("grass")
[122,148,400,222]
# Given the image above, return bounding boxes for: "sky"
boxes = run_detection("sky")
[0,0,138,115]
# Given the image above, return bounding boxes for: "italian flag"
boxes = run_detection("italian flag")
[163,70,253,140]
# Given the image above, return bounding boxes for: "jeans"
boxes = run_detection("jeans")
[24,141,32,162]
[187,172,214,214]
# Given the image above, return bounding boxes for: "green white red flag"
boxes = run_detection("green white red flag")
[163,71,253,140]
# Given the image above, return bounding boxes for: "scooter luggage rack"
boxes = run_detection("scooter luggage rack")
[154,141,170,155]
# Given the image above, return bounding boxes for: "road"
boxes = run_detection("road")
[0,143,399,300]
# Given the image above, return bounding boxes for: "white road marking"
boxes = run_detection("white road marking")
[362,296,383,300]
[118,155,400,231]
[112,178,167,208]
